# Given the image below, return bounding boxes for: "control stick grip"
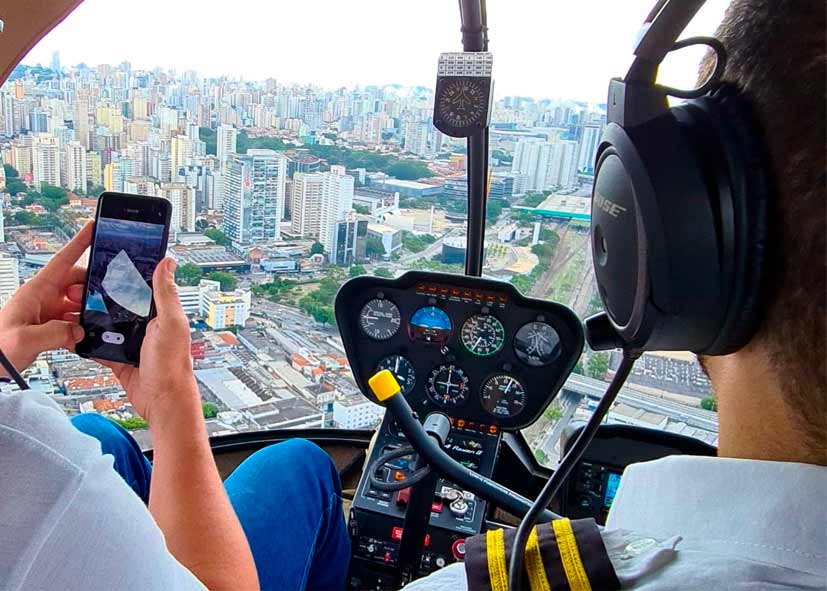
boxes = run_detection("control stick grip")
[368,370,558,522]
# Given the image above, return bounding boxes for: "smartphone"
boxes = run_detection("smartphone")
[76,192,172,366]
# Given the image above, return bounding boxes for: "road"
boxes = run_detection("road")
[397,228,462,266]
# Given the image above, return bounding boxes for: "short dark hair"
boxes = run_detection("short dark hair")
[700,0,826,452]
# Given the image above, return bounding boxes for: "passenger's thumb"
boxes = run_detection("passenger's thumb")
[152,258,181,318]
[24,320,85,354]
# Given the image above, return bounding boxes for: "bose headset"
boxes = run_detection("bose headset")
[509,1,772,587]
[586,0,770,356]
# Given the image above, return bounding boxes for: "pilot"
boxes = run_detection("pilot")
[406,0,827,588]
[0,244,350,589]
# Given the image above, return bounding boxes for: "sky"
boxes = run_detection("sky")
[22,0,730,104]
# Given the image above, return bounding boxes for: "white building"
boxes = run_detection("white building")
[511,138,554,192]
[404,121,430,157]
[332,395,385,429]
[64,141,87,193]
[200,280,251,330]
[290,172,324,238]
[319,167,354,256]
[159,182,196,236]
[32,134,60,190]
[216,124,237,166]
[177,284,201,315]
[0,254,20,308]
[170,134,193,177]
[367,223,402,257]
[577,125,602,175]
[223,150,287,245]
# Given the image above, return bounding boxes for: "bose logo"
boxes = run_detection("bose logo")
[594,192,627,218]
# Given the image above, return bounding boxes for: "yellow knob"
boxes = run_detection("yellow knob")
[369,369,401,402]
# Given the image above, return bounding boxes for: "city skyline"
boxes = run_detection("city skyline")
[22,0,730,104]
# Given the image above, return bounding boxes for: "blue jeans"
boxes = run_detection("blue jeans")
[70,413,351,591]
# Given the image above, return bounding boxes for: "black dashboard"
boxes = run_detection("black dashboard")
[335,271,585,432]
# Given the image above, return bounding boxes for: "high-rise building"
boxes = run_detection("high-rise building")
[64,141,87,193]
[104,162,123,192]
[73,98,90,149]
[319,168,355,257]
[170,134,193,175]
[576,125,602,175]
[86,151,102,188]
[0,254,20,308]
[160,182,196,236]
[199,282,251,330]
[11,136,33,176]
[404,122,430,157]
[216,124,237,166]
[512,138,554,192]
[547,140,579,188]
[223,149,287,245]
[32,135,60,190]
[290,172,324,238]
[330,213,368,266]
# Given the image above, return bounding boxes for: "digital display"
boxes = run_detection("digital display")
[603,472,622,509]
[81,217,167,363]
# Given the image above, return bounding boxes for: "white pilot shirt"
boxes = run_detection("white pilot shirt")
[405,455,827,590]
[0,391,206,590]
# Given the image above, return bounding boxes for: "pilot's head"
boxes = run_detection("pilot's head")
[697,0,826,462]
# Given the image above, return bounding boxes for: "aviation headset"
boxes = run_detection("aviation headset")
[586,0,770,356]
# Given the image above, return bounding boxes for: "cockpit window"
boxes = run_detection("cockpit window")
[3,0,723,453]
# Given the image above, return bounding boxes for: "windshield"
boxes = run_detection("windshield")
[2,0,726,456]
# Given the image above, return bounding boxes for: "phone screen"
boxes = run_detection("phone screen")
[77,193,171,365]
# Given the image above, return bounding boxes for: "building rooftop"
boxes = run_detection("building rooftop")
[195,367,263,410]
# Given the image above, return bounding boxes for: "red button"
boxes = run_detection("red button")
[452,539,466,560]
[424,534,431,548]
[431,500,443,513]
[392,526,403,541]
[384,551,391,563]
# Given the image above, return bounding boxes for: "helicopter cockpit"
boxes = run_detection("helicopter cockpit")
[2,0,823,590]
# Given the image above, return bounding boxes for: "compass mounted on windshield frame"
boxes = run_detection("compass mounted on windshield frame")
[433,52,493,137]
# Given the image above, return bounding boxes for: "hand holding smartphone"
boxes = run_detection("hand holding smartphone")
[76,192,172,366]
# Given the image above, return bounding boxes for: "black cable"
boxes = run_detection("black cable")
[0,348,30,390]
[368,445,433,492]
[507,353,638,590]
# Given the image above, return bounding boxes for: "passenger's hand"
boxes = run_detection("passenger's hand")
[0,222,92,376]
[104,258,200,429]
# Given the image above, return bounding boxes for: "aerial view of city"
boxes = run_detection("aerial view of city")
[0,50,719,463]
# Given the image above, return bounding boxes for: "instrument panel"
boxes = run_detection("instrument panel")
[336,272,584,430]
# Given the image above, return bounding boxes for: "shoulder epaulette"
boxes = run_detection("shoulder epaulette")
[464,518,620,591]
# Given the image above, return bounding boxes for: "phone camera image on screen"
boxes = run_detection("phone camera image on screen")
[78,194,170,365]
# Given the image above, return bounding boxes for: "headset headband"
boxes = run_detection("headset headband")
[631,0,706,77]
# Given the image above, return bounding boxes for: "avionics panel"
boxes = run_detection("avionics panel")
[335,271,584,431]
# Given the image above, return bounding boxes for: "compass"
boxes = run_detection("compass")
[433,52,493,137]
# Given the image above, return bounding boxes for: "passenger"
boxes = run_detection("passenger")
[408,0,827,588]
[0,239,350,590]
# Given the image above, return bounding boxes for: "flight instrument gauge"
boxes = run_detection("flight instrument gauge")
[514,322,561,367]
[375,355,416,396]
[433,52,493,137]
[426,364,470,407]
[409,306,452,343]
[461,314,505,357]
[481,374,527,419]
[359,298,401,340]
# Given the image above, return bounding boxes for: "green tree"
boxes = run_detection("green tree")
[534,448,548,465]
[353,204,370,215]
[11,211,41,225]
[195,218,209,231]
[3,164,19,178]
[206,271,238,292]
[88,184,105,197]
[349,264,367,278]
[374,267,393,278]
[310,241,325,255]
[386,160,433,180]
[700,396,718,412]
[521,193,546,208]
[113,416,149,431]
[486,199,505,224]
[175,263,203,286]
[586,353,610,380]
[6,178,27,196]
[297,275,342,325]
[202,402,219,419]
[544,403,564,422]
[366,236,386,258]
[251,278,296,301]
[204,228,230,246]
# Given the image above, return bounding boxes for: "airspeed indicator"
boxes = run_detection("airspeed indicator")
[461,314,505,357]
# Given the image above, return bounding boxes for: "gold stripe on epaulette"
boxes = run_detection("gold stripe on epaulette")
[525,526,552,591]
[486,528,509,591]
[553,518,592,591]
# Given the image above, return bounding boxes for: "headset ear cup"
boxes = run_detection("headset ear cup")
[693,83,770,355]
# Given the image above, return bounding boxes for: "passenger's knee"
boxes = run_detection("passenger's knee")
[242,438,338,490]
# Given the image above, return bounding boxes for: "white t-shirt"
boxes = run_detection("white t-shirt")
[0,391,206,591]
[405,455,827,590]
